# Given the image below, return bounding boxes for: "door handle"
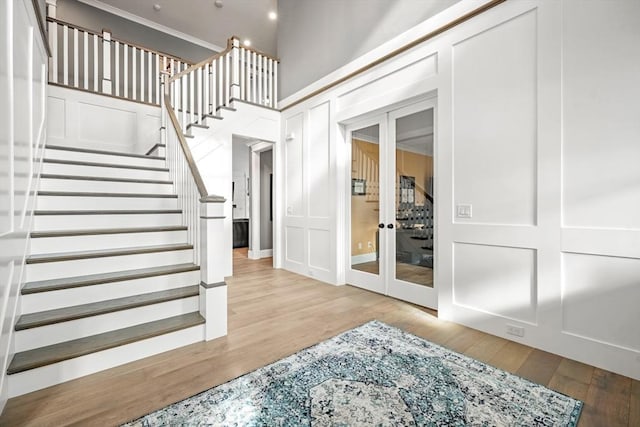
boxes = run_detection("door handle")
[387,223,394,229]
[378,223,385,229]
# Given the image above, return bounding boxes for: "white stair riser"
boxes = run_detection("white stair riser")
[45,149,166,168]
[21,270,200,313]
[27,248,194,282]
[42,162,170,181]
[31,230,188,254]
[33,213,183,231]
[15,296,199,352]
[37,195,178,210]
[8,324,204,397]
[39,178,174,194]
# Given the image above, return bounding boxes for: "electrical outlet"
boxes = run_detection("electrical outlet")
[358,242,362,250]
[456,204,472,218]
[506,324,525,337]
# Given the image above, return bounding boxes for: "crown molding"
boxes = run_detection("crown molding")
[76,0,224,52]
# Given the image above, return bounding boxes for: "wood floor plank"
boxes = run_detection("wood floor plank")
[0,249,636,426]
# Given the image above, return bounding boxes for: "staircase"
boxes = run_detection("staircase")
[7,144,205,397]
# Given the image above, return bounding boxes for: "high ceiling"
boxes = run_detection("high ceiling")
[81,0,278,55]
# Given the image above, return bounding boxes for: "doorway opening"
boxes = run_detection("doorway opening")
[346,99,436,308]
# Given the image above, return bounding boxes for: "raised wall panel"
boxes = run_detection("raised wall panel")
[562,253,640,352]
[285,113,304,217]
[47,97,65,139]
[453,243,537,324]
[452,10,537,226]
[337,54,437,112]
[308,228,330,271]
[78,102,136,148]
[307,102,330,218]
[285,226,304,264]
[562,0,640,229]
[13,4,30,226]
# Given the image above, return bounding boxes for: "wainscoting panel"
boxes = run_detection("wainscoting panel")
[308,228,331,272]
[453,243,537,324]
[285,226,305,265]
[307,102,330,219]
[561,0,640,230]
[284,113,304,217]
[452,9,537,226]
[562,252,640,352]
[47,85,160,154]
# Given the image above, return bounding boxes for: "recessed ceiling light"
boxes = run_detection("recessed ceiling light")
[268,11,277,20]
[214,0,223,8]
[243,39,251,47]
[153,4,161,11]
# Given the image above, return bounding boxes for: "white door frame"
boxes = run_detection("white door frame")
[342,97,438,309]
[248,141,274,260]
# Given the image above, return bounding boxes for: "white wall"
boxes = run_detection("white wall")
[0,0,48,412]
[277,0,459,99]
[186,101,280,277]
[279,0,640,380]
[48,85,160,154]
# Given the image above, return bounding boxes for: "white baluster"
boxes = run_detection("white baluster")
[132,46,137,100]
[83,32,88,89]
[73,28,78,87]
[204,63,210,115]
[239,47,245,101]
[274,60,278,108]
[190,70,195,125]
[123,43,128,98]
[49,21,58,83]
[114,40,119,96]
[181,74,187,130]
[155,54,160,104]
[268,58,273,107]
[252,52,257,103]
[257,54,262,106]
[225,52,230,105]
[93,33,98,91]
[62,25,68,85]
[214,58,220,111]
[140,49,145,102]
[148,50,152,103]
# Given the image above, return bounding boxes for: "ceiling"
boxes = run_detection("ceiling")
[81,0,278,55]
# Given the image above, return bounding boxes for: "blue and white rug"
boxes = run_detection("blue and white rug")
[125,320,582,426]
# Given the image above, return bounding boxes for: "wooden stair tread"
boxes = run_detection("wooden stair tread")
[23,263,199,294]
[40,174,173,185]
[27,243,193,264]
[16,286,199,330]
[31,225,188,238]
[34,209,182,216]
[46,144,165,160]
[37,191,177,198]
[43,158,169,172]
[7,312,205,374]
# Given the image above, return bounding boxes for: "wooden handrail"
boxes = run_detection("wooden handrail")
[46,17,194,65]
[280,0,507,111]
[164,94,208,197]
[169,36,280,84]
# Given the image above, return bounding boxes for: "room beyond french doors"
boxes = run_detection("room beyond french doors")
[346,100,437,309]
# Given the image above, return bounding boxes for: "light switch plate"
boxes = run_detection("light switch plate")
[456,204,472,218]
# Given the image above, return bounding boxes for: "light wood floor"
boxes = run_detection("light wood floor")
[1,248,638,426]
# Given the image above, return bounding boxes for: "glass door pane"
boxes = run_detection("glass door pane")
[392,107,435,292]
[350,124,381,277]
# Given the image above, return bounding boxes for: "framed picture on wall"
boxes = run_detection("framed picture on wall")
[352,178,366,195]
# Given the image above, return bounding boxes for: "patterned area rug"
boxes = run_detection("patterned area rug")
[124,321,582,426]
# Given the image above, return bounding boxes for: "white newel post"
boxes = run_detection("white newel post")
[102,29,112,94]
[230,37,240,101]
[46,0,57,83]
[199,196,228,341]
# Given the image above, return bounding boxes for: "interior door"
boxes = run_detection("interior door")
[386,101,437,308]
[345,117,387,295]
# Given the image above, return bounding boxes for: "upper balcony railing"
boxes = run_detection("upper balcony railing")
[47,17,192,104]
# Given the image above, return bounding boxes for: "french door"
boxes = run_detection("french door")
[346,100,437,309]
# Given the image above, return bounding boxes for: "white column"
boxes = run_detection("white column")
[101,29,112,93]
[199,196,228,341]
[230,37,240,101]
